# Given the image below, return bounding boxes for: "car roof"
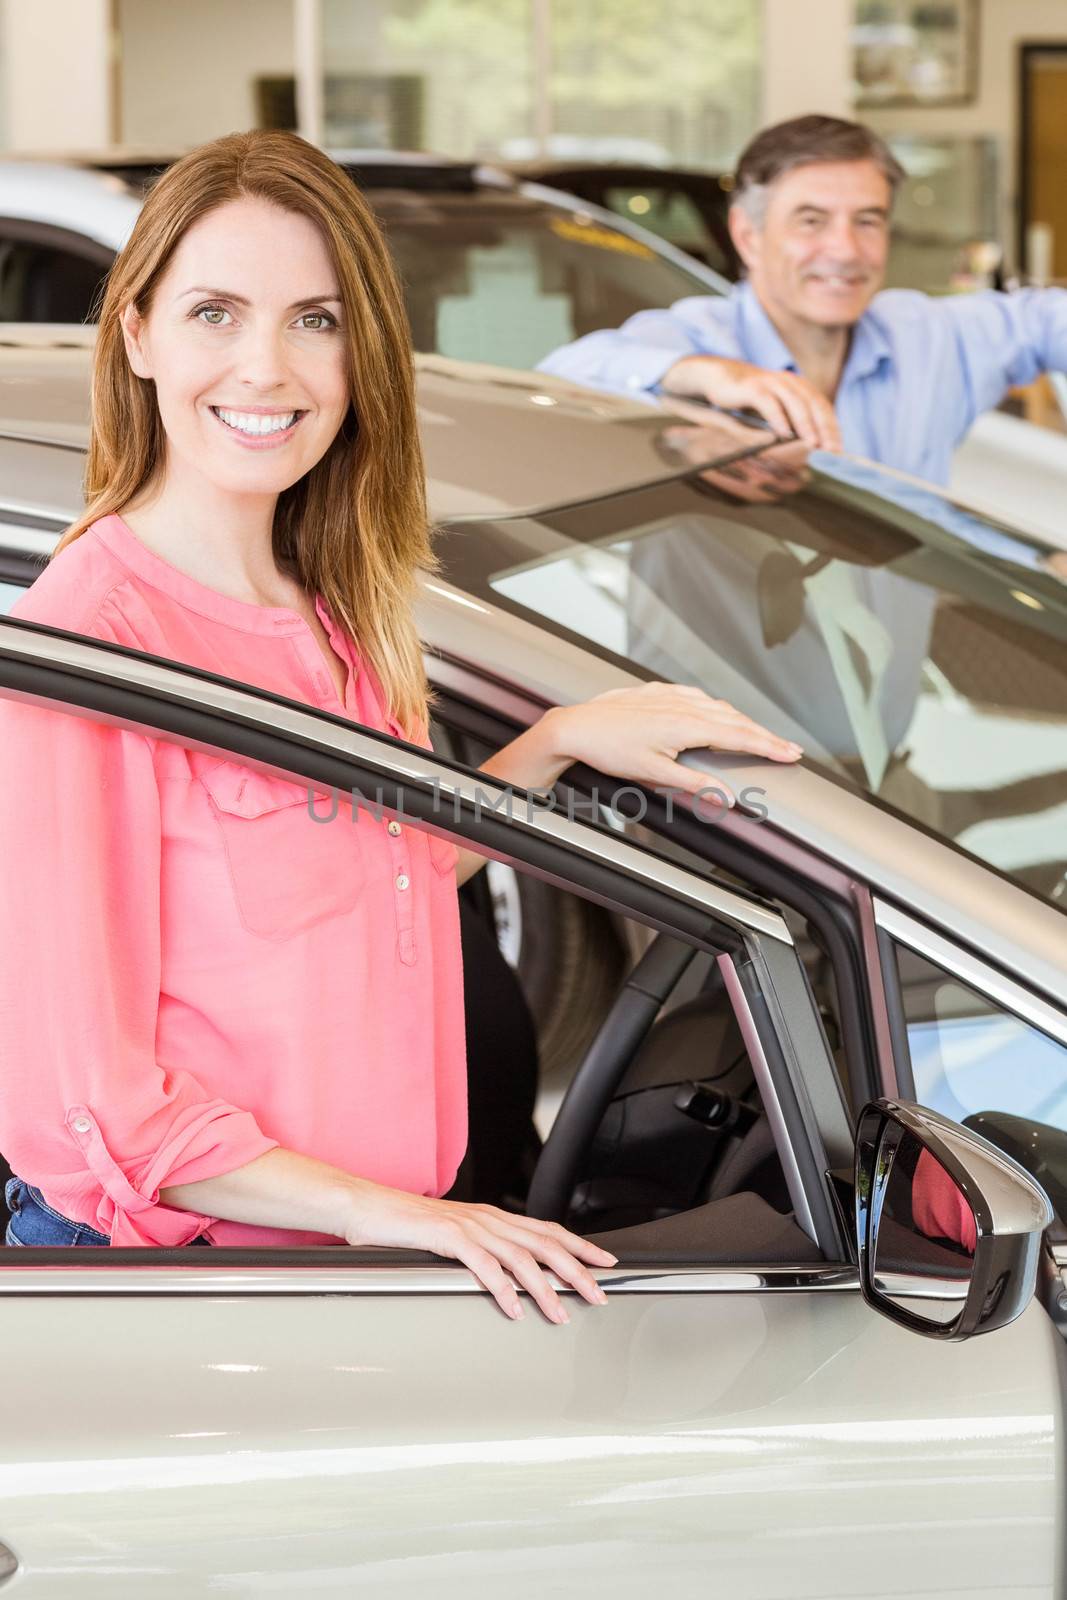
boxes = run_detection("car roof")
[0,151,732,301]
[0,331,771,519]
[0,324,1057,550]
[8,147,510,199]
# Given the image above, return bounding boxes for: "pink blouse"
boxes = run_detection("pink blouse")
[0,513,466,1247]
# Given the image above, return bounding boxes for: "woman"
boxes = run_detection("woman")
[0,131,802,1322]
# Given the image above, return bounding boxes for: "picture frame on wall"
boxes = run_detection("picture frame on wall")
[852,1,979,108]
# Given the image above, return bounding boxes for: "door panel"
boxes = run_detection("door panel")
[0,1285,1059,1597]
[0,628,1061,1594]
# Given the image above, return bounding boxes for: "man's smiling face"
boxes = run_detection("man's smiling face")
[731,158,892,332]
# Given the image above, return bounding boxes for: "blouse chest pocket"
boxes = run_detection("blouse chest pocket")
[198,760,369,941]
[427,832,460,877]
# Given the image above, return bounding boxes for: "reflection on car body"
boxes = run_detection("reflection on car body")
[466,421,1067,913]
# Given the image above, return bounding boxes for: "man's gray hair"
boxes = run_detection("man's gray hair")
[732,114,906,226]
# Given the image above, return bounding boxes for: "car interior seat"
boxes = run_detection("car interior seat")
[446,894,541,1209]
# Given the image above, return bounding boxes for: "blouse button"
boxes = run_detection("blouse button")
[71,1116,92,1134]
[387,820,402,836]
[396,873,410,891]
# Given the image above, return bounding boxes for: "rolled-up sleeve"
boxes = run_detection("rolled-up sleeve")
[0,694,278,1245]
[940,286,1067,432]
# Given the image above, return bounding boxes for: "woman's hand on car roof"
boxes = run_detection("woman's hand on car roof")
[530,682,803,809]
[472,684,802,854]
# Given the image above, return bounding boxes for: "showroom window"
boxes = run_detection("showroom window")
[545,0,760,171]
[318,0,761,166]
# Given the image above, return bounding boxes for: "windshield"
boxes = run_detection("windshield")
[369,189,716,369]
[435,434,1067,910]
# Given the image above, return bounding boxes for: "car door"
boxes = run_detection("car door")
[0,617,1062,1599]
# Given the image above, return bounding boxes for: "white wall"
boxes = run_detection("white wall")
[761,0,852,123]
[868,0,1067,268]
[117,0,294,149]
[765,0,1067,271]
[0,0,112,151]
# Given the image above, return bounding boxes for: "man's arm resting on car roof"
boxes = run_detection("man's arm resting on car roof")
[537,299,840,451]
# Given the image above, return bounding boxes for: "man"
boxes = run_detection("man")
[540,115,1067,829]
[538,114,1067,487]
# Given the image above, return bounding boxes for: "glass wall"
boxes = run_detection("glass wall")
[319,0,761,167]
[542,0,761,170]
[321,0,535,156]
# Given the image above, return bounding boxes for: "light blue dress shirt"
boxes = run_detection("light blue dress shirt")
[537,279,1067,488]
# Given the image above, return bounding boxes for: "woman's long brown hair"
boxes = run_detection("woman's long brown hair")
[55,129,436,736]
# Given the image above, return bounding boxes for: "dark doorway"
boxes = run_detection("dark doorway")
[1019,42,1067,281]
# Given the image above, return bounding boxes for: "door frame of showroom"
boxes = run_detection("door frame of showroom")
[1018,40,1067,282]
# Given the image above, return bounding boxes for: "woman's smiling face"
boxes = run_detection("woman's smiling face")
[120,196,351,498]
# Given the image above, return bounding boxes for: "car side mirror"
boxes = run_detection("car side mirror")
[855,1099,1053,1340]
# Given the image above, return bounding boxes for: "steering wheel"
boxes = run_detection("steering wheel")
[526,932,698,1223]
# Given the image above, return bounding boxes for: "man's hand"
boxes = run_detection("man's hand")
[661,355,842,452]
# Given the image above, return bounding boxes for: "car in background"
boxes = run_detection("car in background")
[0,161,139,322]
[0,148,728,371]
[0,335,1063,1593]
[505,158,740,278]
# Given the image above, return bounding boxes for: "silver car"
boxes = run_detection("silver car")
[0,151,723,367]
[0,344,1064,1596]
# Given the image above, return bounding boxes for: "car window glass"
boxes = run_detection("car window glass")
[0,237,106,324]
[372,193,716,368]
[892,942,1067,1129]
[601,185,731,275]
[446,718,850,1122]
[435,460,1067,913]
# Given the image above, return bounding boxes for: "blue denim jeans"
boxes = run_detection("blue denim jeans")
[4,1176,212,1247]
